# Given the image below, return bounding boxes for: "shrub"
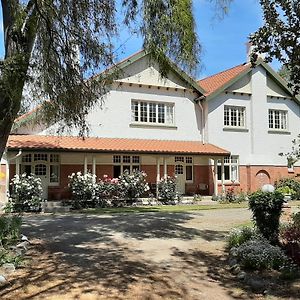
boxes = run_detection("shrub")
[280,212,300,265]
[292,212,300,228]
[6,174,43,212]
[249,190,285,244]
[0,215,22,247]
[157,176,178,202]
[275,177,300,200]
[227,226,260,249]
[236,239,288,270]
[95,175,121,207]
[68,172,97,209]
[118,170,150,201]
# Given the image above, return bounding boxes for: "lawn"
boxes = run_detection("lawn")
[79,200,300,214]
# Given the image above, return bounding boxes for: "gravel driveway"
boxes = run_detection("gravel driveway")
[0,208,260,299]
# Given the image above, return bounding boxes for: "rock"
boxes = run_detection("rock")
[228,258,238,267]
[16,241,29,251]
[246,278,266,291]
[229,247,238,257]
[237,271,246,280]
[0,275,6,284]
[231,264,241,275]
[21,234,29,242]
[1,263,15,274]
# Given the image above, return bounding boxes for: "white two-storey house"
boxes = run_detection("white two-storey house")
[1,50,299,201]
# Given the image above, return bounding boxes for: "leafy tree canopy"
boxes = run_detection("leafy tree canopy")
[0,0,205,158]
[250,0,300,94]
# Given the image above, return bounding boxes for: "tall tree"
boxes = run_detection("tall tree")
[250,0,300,94]
[0,0,203,160]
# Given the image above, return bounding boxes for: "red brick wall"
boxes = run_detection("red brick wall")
[8,162,300,199]
[96,165,113,179]
[216,165,300,194]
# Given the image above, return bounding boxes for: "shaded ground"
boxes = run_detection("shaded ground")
[0,208,299,299]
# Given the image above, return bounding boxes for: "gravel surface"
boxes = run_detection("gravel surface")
[0,208,297,299]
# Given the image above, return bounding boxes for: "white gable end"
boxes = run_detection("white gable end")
[267,75,291,98]
[226,73,251,94]
[116,56,189,89]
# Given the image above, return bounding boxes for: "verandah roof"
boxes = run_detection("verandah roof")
[7,135,230,156]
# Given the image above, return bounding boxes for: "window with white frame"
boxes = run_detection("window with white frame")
[20,153,60,184]
[268,109,288,130]
[112,155,140,178]
[131,100,174,125]
[217,156,239,182]
[224,106,246,128]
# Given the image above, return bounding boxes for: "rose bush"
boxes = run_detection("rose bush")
[157,176,178,203]
[6,174,43,212]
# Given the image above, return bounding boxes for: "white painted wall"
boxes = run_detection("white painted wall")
[207,65,300,166]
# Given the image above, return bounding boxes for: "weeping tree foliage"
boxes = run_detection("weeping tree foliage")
[250,0,300,94]
[0,0,210,160]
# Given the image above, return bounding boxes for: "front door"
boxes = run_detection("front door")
[175,164,185,195]
[34,164,48,199]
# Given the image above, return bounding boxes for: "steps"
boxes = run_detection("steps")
[42,201,71,213]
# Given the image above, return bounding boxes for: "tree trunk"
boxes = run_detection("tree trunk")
[0,92,21,160]
[0,0,38,160]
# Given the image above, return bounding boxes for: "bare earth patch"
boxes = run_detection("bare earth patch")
[0,208,299,299]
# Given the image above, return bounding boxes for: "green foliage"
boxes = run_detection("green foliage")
[227,226,260,249]
[1,0,202,143]
[0,215,22,248]
[275,177,300,200]
[0,249,24,267]
[157,176,178,202]
[68,172,97,209]
[248,190,285,244]
[6,174,44,213]
[118,170,150,201]
[250,0,300,94]
[236,239,288,270]
[292,212,300,228]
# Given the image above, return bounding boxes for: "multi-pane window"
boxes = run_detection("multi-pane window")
[50,154,59,163]
[20,153,60,184]
[34,153,48,162]
[224,106,246,127]
[22,154,32,163]
[268,109,287,130]
[175,165,184,175]
[112,155,140,178]
[217,156,239,182]
[175,156,184,162]
[131,100,174,125]
[35,164,47,176]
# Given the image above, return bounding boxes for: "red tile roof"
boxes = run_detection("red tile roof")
[198,63,250,96]
[7,135,230,156]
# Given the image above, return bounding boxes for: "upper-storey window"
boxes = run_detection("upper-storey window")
[131,100,174,126]
[268,109,287,130]
[224,106,246,128]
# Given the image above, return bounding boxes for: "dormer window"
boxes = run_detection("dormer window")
[131,100,174,126]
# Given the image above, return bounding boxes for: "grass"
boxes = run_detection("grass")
[79,202,249,214]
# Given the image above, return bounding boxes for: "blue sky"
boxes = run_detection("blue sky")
[0,1,277,80]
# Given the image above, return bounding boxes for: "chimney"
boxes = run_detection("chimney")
[246,41,265,62]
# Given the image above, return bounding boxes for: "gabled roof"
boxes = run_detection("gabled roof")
[198,63,250,97]
[107,50,206,95]
[198,59,300,103]
[14,50,205,128]
[7,135,230,156]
